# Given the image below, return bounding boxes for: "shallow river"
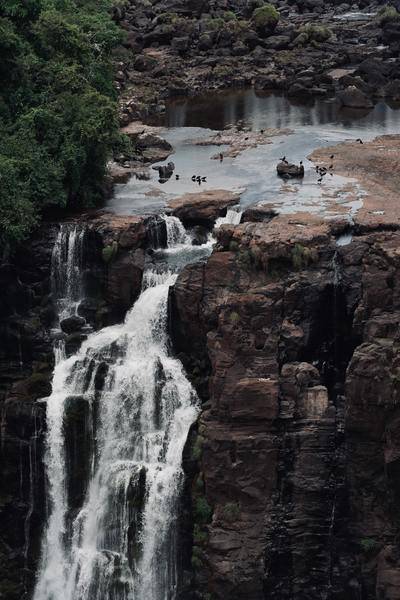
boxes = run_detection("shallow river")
[108,89,400,219]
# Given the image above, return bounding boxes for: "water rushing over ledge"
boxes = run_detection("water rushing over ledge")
[34,216,222,600]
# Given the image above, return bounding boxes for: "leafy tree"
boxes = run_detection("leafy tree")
[0,0,124,252]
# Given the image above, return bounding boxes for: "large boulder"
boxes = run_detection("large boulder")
[167,189,240,228]
[338,85,373,109]
[60,315,86,334]
[277,161,304,178]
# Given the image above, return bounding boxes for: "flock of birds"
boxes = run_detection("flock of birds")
[155,137,364,186]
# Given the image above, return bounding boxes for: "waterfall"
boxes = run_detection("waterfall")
[51,224,85,323]
[165,215,191,246]
[34,219,201,600]
[215,206,242,227]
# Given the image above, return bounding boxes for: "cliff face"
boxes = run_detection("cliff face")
[0,214,166,600]
[170,216,400,600]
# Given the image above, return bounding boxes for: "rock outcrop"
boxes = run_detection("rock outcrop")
[170,215,400,599]
[168,189,240,228]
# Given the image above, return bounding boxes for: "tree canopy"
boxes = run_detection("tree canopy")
[0,0,123,250]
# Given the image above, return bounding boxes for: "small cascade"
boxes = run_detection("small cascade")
[165,215,192,246]
[34,217,201,600]
[51,224,85,323]
[215,206,242,227]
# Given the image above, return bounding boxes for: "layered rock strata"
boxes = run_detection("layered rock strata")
[170,215,400,600]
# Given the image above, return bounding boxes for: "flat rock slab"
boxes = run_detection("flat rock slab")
[167,189,240,227]
[120,121,162,140]
[193,127,292,159]
[310,134,400,229]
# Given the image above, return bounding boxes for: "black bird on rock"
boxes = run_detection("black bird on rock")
[356,138,363,144]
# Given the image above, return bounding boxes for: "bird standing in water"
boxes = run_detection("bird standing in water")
[219,153,223,162]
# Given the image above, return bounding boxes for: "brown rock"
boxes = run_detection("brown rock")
[167,189,240,228]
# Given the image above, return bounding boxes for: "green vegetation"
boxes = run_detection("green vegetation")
[222,501,241,522]
[378,4,400,24]
[291,243,316,270]
[251,4,279,33]
[194,496,213,524]
[193,524,208,544]
[299,23,332,43]
[102,241,119,263]
[360,538,378,553]
[229,311,240,325]
[192,434,204,461]
[0,0,124,250]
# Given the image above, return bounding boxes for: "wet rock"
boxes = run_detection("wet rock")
[241,205,278,222]
[276,160,305,178]
[168,189,240,228]
[338,84,373,108]
[152,161,175,181]
[60,315,86,334]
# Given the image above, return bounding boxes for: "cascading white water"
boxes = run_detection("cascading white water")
[51,225,85,322]
[34,219,200,600]
[165,215,191,246]
[215,207,242,227]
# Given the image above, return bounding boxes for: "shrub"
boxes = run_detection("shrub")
[291,243,315,270]
[251,4,279,33]
[192,435,204,461]
[193,524,208,544]
[194,496,213,524]
[378,5,400,24]
[222,502,241,522]
[360,538,378,553]
[102,241,118,263]
[299,23,332,43]
[223,11,237,21]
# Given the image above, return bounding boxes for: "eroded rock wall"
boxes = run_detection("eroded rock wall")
[171,219,400,600]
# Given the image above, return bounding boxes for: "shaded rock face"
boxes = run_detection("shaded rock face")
[0,226,56,599]
[0,213,167,599]
[170,220,400,600]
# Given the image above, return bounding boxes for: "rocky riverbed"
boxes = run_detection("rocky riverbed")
[112,0,400,128]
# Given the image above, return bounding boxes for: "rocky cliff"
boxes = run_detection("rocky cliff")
[170,215,400,599]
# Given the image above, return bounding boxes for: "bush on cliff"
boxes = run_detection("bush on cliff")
[378,5,400,24]
[0,0,123,251]
[251,4,279,35]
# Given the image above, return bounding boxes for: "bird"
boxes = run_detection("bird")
[329,164,334,169]
[317,177,323,184]
[175,174,180,180]
[219,153,224,162]
[245,137,249,140]
[356,138,363,144]
[191,175,196,181]
[330,154,334,159]
[279,156,286,162]
[196,176,201,184]
[300,160,303,165]
[260,129,264,134]
[201,176,207,182]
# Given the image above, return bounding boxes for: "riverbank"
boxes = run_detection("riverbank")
[112,0,400,126]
